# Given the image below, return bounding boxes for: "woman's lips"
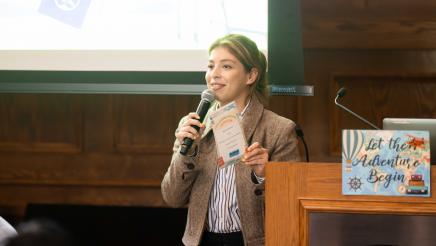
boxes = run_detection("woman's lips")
[210,83,225,91]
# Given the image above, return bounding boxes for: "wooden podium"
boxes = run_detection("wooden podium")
[265,162,436,245]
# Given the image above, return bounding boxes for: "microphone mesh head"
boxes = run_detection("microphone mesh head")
[201,89,215,102]
[337,87,347,98]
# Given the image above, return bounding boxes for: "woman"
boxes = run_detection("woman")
[161,34,301,246]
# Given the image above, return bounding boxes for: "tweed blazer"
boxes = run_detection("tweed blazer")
[161,95,301,246]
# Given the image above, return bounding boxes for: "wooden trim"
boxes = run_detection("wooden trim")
[0,179,162,188]
[299,199,436,245]
[114,144,171,155]
[0,142,82,153]
[300,199,436,215]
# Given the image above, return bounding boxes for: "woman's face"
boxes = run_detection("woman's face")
[205,46,256,107]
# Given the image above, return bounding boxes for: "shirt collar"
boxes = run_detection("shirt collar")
[239,97,251,119]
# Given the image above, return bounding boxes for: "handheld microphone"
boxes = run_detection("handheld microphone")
[180,89,215,155]
[334,87,380,130]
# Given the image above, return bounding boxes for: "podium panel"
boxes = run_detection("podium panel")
[265,162,436,246]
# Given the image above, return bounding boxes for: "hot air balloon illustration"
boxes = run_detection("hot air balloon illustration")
[342,130,365,172]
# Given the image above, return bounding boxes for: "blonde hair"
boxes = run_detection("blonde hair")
[208,34,269,105]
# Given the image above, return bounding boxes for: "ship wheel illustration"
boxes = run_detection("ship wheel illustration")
[348,176,362,192]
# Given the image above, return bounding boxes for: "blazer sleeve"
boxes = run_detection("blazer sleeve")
[251,117,302,192]
[269,119,302,162]
[161,117,201,208]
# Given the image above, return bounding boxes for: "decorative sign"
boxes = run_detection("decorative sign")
[342,130,430,196]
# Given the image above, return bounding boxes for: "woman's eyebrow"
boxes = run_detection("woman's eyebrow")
[208,59,236,63]
[220,59,236,63]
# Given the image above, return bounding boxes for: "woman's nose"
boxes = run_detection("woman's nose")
[211,67,220,78]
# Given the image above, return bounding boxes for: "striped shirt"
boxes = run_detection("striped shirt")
[206,164,241,233]
[206,99,251,233]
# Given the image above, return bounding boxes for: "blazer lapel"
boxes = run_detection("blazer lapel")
[241,95,264,144]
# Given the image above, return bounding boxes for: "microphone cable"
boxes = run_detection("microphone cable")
[295,124,309,162]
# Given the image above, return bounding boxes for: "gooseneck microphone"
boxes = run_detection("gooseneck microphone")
[180,89,215,155]
[334,87,380,130]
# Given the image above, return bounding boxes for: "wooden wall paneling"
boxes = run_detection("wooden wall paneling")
[0,94,82,153]
[0,94,203,186]
[268,96,299,123]
[302,0,436,49]
[113,95,200,154]
[303,0,436,18]
[299,51,342,162]
[330,75,436,155]
[0,154,168,186]
[81,94,115,153]
[80,94,171,185]
[0,95,177,214]
[302,50,436,162]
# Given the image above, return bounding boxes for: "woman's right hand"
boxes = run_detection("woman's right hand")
[175,112,205,145]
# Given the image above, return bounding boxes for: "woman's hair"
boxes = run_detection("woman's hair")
[208,34,269,105]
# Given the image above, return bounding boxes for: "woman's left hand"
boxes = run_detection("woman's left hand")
[241,142,268,178]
